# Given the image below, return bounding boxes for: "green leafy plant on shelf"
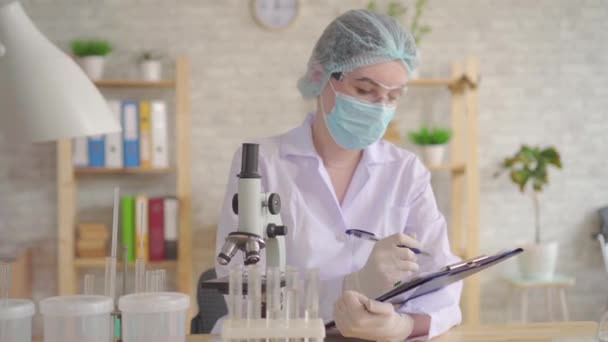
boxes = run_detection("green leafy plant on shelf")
[367,0,431,46]
[70,39,112,57]
[494,145,562,244]
[137,50,163,63]
[408,127,451,145]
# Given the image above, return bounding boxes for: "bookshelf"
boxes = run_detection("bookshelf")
[383,56,481,324]
[56,56,193,317]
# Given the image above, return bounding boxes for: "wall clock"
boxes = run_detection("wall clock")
[251,0,300,31]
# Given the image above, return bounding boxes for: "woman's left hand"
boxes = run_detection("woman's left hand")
[334,291,414,342]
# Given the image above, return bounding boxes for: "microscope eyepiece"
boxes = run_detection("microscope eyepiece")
[238,143,261,179]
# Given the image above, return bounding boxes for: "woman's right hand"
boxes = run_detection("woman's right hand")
[344,233,420,299]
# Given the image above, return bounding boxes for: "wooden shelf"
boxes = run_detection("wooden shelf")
[75,167,175,175]
[74,258,177,269]
[94,79,176,88]
[58,57,193,325]
[427,163,466,173]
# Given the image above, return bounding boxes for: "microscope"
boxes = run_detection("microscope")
[204,143,288,293]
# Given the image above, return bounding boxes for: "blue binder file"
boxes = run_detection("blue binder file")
[122,101,140,168]
[325,248,524,328]
[87,135,105,167]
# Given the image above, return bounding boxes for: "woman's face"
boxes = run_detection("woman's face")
[320,60,408,113]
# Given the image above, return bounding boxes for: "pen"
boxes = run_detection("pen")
[345,229,432,257]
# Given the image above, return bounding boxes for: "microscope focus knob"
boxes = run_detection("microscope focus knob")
[267,223,288,238]
[232,194,238,215]
[267,193,281,215]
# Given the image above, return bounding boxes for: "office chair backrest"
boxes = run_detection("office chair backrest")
[190,268,227,334]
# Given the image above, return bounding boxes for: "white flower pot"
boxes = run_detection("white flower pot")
[78,56,105,80]
[421,144,446,166]
[518,241,559,280]
[139,60,162,81]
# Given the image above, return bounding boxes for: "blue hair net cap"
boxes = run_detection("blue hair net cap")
[297,9,418,99]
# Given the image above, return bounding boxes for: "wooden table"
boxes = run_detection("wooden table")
[185,321,597,341]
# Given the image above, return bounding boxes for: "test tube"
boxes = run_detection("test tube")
[247,264,262,323]
[0,262,10,302]
[104,256,117,300]
[145,270,154,292]
[285,267,299,323]
[228,265,243,321]
[83,274,95,295]
[135,258,146,293]
[156,270,166,292]
[266,267,281,321]
[304,268,319,320]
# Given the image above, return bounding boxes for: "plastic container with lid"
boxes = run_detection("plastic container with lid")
[119,292,190,342]
[0,299,35,342]
[39,295,113,342]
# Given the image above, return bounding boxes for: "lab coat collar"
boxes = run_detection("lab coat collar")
[279,113,397,165]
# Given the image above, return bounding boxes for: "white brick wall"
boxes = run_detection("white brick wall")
[1,0,607,329]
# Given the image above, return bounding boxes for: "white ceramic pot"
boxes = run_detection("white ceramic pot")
[421,144,446,166]
[139,60,162,81]
[518,241,559,280]
[78,56,105,80]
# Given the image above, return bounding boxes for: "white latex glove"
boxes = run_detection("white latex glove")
[334,290,414,342]
[344,233,420,299]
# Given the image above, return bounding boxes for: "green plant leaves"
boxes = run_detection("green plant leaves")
[496,145,562,193]
[407,127,451,145]
[71,39,112,57]
[366,0,431,46]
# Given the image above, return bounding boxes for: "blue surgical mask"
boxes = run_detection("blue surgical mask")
[321,83,396,150]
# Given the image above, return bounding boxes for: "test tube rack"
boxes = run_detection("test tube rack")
[221,266,325,341]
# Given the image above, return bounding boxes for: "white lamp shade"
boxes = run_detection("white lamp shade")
[0,1,121,142]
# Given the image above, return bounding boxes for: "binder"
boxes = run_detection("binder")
[148,197,165,261]
[151,101,169,168]
[163,197,179,260]
[122,101,140,168]
[87,135,105,167]
[105,100,123,168]
[325,248,524,328]
[120,196,136,263]
[139,101,152,168]
[135,195,149,261]
[72,136,88,167]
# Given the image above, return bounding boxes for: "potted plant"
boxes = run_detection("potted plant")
[494,145,562,280]
[71,39,112,80]
[408,127,451,165]
[137,51,163,81]
[368,0,431,78]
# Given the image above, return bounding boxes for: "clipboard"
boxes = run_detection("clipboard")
[326,248,523,329]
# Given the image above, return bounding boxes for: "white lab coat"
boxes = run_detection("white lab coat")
[212,113,462,339]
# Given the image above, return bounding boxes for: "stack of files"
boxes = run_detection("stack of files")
[76,223,109,258]
[120,195,179,263]
[72,99,169,169]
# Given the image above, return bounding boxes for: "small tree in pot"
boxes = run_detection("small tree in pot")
[71,39,112,80]
[495,145,562,279]
[137,50,163,81]
[408,127,451,166]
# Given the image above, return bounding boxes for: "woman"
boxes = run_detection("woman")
[214,9,462,341]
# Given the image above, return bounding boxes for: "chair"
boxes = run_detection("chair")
[190,268,227,334]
